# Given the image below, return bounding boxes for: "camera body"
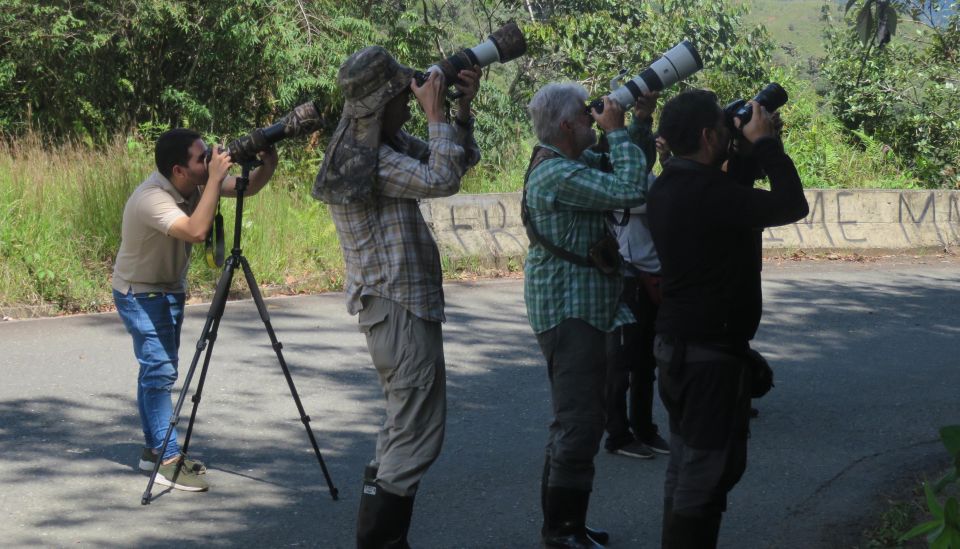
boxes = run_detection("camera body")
[723,83,788,135]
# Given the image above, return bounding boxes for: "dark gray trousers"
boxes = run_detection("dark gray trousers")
[536,319,608,491]
[654,336,751,516]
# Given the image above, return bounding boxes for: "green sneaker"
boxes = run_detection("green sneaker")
[139,448,207,475]
[155,460,209,492]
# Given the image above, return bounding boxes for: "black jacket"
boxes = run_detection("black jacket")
[647,137,809,342]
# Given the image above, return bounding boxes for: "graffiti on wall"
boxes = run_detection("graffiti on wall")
[428,190,960,257]
[762,190,960,248]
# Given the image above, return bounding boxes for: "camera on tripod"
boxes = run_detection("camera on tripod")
[413,21,527,92]
[723,83,788,135]
[589,40,704,114]
[204,101,323,164]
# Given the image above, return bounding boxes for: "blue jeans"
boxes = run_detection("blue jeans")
[113,289,185,461]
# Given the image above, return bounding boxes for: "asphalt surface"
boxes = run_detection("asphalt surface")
[1,258,959,548]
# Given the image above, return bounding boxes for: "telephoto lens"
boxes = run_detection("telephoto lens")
[590,40,703,114]
[417,21,526,87]
[732,83,788,127]
[204,101,322,165]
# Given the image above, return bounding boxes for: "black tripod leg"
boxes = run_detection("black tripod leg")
[239,256,339,501]
[141,258,235,505]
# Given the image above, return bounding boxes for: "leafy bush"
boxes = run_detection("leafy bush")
[900,426,960,547]
[821,1,960,188]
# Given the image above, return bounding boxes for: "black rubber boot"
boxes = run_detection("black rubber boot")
[356,480,415,549]
[542,486,603,549]
[540,456,609,545]
[662,509,721,549]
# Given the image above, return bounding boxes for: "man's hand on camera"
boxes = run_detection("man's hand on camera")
[207,145,233,186]
[257,145,278,169]
[455,66,481,106]
[655,135,672,164]
[592,97,625,132]
[737,101,776,143]
[412,70,446,124]
[771,111,784,137]
[633,91,659,121]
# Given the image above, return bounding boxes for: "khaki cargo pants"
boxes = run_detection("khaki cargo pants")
[358,296,446,497]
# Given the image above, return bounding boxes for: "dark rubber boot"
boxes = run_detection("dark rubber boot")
[356,480,415,549]
[542,487,603,549]
[541,456,608,545]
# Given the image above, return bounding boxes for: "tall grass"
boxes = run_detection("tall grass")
[0,135,344,313]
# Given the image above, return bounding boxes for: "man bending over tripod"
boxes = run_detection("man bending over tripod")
[112,128,277,492]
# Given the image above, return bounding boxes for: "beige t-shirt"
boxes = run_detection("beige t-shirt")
[111,171,200,294]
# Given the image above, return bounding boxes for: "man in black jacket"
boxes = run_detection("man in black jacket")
[647,89,808,547]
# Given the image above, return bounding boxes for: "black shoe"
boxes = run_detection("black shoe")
[543,522,603,548]
[585,525,609,545]
[542,488,603,548]
[607,439,654,459]
[356,481,414,549]
[639,433,670,455]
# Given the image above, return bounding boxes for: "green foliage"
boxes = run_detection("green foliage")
[0,137,345,312]
[0,0,434,141]
[822,1,960,188]
[900,426,960,547]
[522,0,774,101]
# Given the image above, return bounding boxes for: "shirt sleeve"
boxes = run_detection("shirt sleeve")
[627,116,657,172]
[136,186,186,236]
[377,123,466,199]
[554,128,648,211]
[704,138,809,229]
[454,120,481,169]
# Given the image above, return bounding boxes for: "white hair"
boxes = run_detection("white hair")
[527,82,589,145]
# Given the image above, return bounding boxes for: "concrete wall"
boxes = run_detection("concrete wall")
[421,189,960,261]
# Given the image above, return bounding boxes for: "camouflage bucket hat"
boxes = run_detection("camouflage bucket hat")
[312,46,414,205]
[339,46,415,118]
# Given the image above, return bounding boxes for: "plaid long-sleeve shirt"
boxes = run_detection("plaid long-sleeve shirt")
[523,127,648,334]
[330,122,479,322]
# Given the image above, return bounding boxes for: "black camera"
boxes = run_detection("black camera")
[723,83,788,134]
[414,21,526,90]
[204,101,322,165]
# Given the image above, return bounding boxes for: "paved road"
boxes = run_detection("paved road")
[1,259,959,548]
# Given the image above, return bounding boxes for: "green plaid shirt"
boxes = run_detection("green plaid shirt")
[524,126,648,334]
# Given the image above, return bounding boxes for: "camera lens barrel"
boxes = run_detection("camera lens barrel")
[421,21,527,87]
[593,40,703,114]
[733,83,788,126]
[212,101,321,165]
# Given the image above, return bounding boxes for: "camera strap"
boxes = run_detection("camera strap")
[204,202,225,269]
[521,146,605,270]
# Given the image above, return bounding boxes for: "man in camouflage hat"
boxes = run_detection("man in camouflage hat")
[314,46,481,548]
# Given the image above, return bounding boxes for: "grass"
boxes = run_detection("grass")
[740,0,838,66]
[0,135,346,314]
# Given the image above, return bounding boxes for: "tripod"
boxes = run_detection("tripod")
[142,161,339,505]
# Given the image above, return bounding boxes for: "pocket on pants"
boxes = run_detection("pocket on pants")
[389,336,439,390]
[363,305,440,390]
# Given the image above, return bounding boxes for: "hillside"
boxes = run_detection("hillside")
[740,0,837,72]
